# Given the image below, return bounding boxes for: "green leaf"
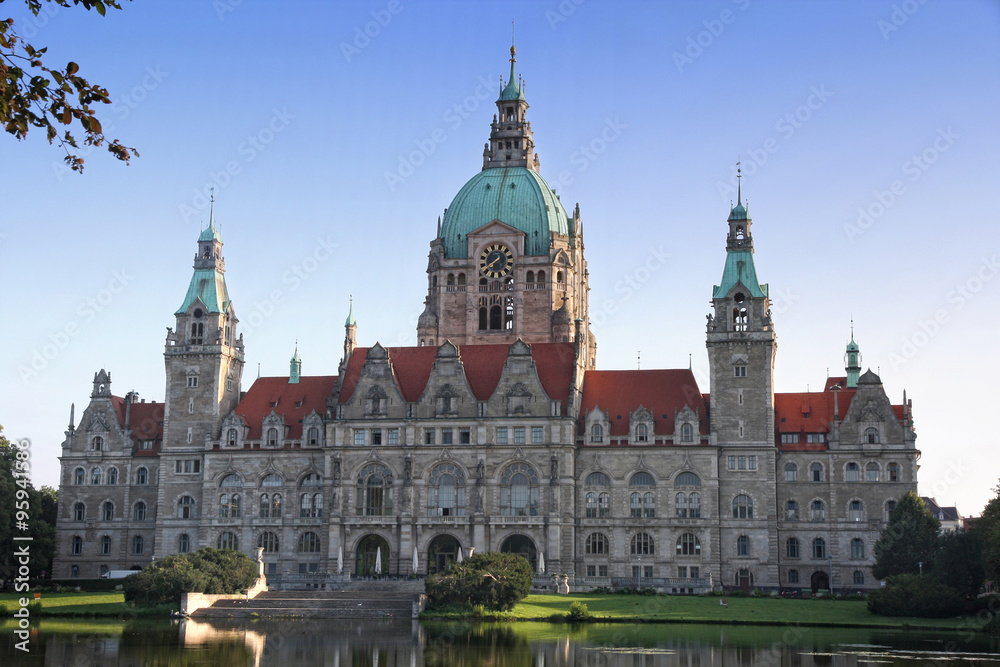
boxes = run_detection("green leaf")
[66,62,79,76]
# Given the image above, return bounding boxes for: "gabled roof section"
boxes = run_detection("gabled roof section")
[233,375,338,440]
[579,369,708,437]
[338,343,576,405]
[110,396,164,454]
[176,268,231,315]
[713,249,767,299]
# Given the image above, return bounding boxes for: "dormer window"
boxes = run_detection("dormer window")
[865,427,880,444]
[681,423,694,443]
[266,427,278,447]
[590,423,603,443]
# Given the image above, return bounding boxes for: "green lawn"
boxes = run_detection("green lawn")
[0,591,171,617]
[425,594,989,631]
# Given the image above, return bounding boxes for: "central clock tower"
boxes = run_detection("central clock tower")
[416,44,594,369]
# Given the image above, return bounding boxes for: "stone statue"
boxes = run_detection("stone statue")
[477,459,485,480]
[404,457,412,480]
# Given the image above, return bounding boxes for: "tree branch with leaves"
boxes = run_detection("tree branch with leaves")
[0,0,136,172]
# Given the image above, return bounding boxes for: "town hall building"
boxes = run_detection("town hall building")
[53,45,919,593]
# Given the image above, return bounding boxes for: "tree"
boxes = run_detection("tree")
[0,426,57,581]
[123,548,257,607]
[973,481,1000,588]
[867,573,965,618]
[425,551,534,612]
[872,490,940,580]
[936,528,984,600]
[1,0,137,172]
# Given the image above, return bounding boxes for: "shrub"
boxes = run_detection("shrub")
[425,551,533,612]
[590,586,613,595]
[639,587,658,596]
[567,601,591,621]
[867,574,965,618]
[123,547,257,607]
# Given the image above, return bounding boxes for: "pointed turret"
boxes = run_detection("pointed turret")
[290,342,302,384]
[483,42,536,171]
[845,326,862,388]
[344,298,357,364]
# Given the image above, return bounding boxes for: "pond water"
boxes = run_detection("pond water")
[2,617,999,666]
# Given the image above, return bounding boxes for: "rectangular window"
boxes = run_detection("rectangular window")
[587,565,596,577]
[425,430,436,445]
[644,566,653,579]
[187,376,198,387]
[738,456,747,470]
[531,427,544,444]
[387,428,399,446]
[806,433,826,444]
[734,366,746,377]
[513,427,525,444]
[599,565,608,577]
[176,461,183,473]
[632,566,641,578]
[677,566,687,579]
[459,428,471,444]
[727,455,736,470]
[354,430,365,446]
[371,430,382,446]
[748,455,757,470]
[496,427,508,444]
[780,433,800,444]
[441,429,453,445]
[690,566,700,579]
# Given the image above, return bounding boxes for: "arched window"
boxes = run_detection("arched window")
[732,494,753,519]
[590,423,604,443]
[106,467,118,485]
[675,472,701,487]
[810,462,824,482]
[427,463,466,516]
[217,532,238,550]
[257,532,279,553]
[676,492,689,518]
[307,427,319,446]
[70,565,79,578]
[71,536,82,555]
[677,533,700,556]
[478,307,488,330]
[865,427,879,444]
[630,532,654,555]
[73,502,85,521]
[261,492,282,518]
[356,463,391,516]
[866,462,880,482]
[132,535,144,555]
[845,462,860,482]
[635,423,648,443]
[586,472,610,486]
[642,492,655,518]
[500,463,538,516]
[786,537,800,558]
[849,500,864,522]
[689,492,701,518]
[526,270,535,284]
[73,468,84,485]
[784,462,798,482]
[885,499,897,521]
[221,474,243,488]
[227,428,238,447]
[557,271,564,283]
[810,500,825,522]
[630,472,655,487]
[261,473,282,488]
[266,427,278,446]
[812,537,826,559]
[133,501,147,521]
[489,305,502,330]
[598,492,610,517]
[298,531,321,553]
[681,423,694,442]
[100,535,111,555]
[853,570,865,585]
[177,495,195,519]
[91,467,102,485]
[630,492,642,518]
[737,535,750,557]
[785,500,799,521]
[91,436,104,451]
[536,270,545,284]
[178,533,191,553]
[887,463,900,482]
[301,473,322,487]
[586,492,598,518]
[851,538,865,559]
[102,501,114,521]
[586,533,608,555]
[135,467,148,485]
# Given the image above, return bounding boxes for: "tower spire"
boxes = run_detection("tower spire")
[736,157,742,205]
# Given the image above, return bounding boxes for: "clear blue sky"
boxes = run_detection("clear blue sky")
[2,0,998,515]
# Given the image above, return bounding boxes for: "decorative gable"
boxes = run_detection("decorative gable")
[629,405,654,444]
[584,405,610,444]
[674,405,700,444]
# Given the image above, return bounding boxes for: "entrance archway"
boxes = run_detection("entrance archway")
[736,569,753,590]
[427,534,462,574]
[500,534,537,571]
[356,534,390,576]
[810,571,829,594]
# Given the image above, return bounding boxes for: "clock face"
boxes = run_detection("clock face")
[479,243,514,278]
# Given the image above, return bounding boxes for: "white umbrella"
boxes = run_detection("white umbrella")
[412,546,418,574]
[337,545,343,574]
[537,551,545,574]
[374,546,382,575]
[456,547,463,563]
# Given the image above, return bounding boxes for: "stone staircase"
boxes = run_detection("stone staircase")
[192,589,423,619]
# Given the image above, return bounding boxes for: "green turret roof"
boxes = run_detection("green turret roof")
[345,300,356,327]
[499,46,525,102]
[199,223,222,242]
[728,202,748,222]
[713,250,768,299]
[176,269,231,315]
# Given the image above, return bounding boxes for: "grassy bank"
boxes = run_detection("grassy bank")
[0,591,172,617]
[421,593,990,631]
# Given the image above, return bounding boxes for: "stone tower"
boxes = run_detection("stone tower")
[416,44,595,369]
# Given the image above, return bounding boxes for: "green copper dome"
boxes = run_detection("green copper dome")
[439,167,571,258]
[728,202,748,222]
[199,223,222,242]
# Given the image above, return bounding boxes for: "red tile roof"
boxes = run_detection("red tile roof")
[337,343,576,408]
[233,375,338,439]
[110,396,164,454]
[579,369,708,437]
